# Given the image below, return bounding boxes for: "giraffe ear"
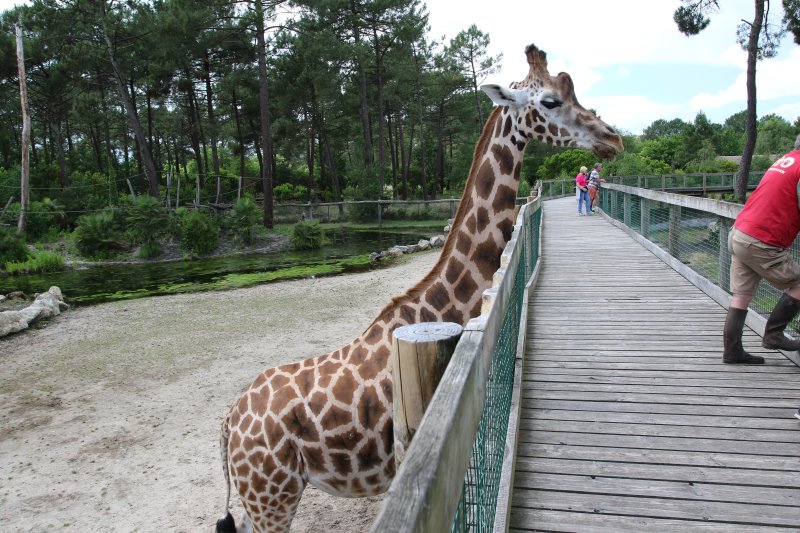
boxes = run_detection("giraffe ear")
[481,84,529,108]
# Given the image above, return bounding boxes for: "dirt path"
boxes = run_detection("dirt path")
[0,250,441,532]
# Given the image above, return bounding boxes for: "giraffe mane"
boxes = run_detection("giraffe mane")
[368,106,506,330]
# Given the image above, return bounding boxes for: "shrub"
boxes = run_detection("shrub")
[26,198,66,241]
[291,220,324,250]
[228,196,262,244]
[74,211,124,258]
[274,183,295,203]
[126,195,169,256]
[180,209,218,256]
[518,179,532,198]
[0,227,29,267]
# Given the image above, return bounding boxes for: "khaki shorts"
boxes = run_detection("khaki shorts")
[728,227,800,296]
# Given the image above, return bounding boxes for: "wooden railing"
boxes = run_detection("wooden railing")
[371,184,543,533]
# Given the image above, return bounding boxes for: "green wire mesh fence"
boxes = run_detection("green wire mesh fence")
[449,206,541,533]
[599,186,800,338]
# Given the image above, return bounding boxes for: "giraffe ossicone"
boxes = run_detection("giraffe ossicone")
[215,42,623,533]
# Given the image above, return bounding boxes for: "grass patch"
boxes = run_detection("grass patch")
[4,251,65,275]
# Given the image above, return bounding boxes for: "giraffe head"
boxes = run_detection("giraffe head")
[481,43,624,158]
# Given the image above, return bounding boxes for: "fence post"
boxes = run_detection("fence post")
[610,190,618,219]
[623,192,631,226]
[718,217,731,291]
[391,322,463,468]
[669,204,681,259]
[640,198,650,238]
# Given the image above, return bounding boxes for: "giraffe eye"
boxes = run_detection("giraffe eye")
[541,97,563,109]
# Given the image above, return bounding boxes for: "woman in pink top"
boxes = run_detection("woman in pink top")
[575,166,590,215]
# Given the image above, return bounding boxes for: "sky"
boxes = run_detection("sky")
[425,0,800,134]
[1,0,797,135]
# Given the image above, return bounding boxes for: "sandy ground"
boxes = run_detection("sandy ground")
[0,249,441,532]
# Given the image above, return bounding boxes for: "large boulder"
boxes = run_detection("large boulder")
[0,286,68,338]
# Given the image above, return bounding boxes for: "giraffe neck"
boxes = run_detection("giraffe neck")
[370,105,527,331]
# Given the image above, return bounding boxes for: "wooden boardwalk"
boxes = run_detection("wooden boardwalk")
[509,196,800,532]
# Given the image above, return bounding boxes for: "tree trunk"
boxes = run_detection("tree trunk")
[186,80,205,190]
[305,110,315,203]
[101,15,160,199]
[52,120,69,187]
[350,0,373,171]
[204,51,222,203]
[416,92,428,201]
[321,126,344,220]
[15,21,30,235]
[255,1,274,228]
[387,112,398,199]
[231,88,246,181]
[735,0,764,203]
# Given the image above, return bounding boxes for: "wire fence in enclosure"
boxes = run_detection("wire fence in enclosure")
[371,186,543,533]
[450,205,540,533]
[599,183,800,339]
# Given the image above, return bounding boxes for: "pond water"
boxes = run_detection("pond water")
[0,226,443,306]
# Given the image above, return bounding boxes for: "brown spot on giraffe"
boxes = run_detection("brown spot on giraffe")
[218,41,624,533]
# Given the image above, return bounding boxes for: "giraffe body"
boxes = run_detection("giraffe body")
[217,43,623,533]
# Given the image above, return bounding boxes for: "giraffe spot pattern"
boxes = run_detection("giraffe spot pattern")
[476,207,490,233]
[320,404,353,429]
[399,304,416,323]
[357,385,384,431]
[465,213,477,234]
[442,308,464,324]
[472,235,502,281]
[492,184,517,214]
[324,427,362,451]
[308,391,327,416]
[456,231,471,256]
[365,324,384,345]
[497,218,514,243]
[332,369,358,404]
[502,115,512,137]
[295,368,315,397]
[330,452,352,476]
[548,123,558,136]
[420,307,437,322]
[454,271,478,304]
[303,445,326,472]
[445,257,462,284]
[491,144,514,176]
[425,281,449,312]
[282,406,320,442]
[359,345,389,380]
[357,438,382,471]
[534,124,546,134]
[475,160,494,199]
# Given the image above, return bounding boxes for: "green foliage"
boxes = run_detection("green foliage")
[751,155,775,172]
[180,210,218,257]
[227,196,262,244]
[755,115,796,154]
[125,195,169,246]
[25,198,66,241]
[604,152,671,176]
[138,241,162,259]
[536,149,596,179]
[291,220,324,250]
[518,179,531,198]
[74,211,125,258]
[5,251,64,275]
[0,227,29,268]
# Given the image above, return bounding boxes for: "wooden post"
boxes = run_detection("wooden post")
[391,322,463,467]
[669,204,681,259]
[15,21,30,235]
[718,217,731,291]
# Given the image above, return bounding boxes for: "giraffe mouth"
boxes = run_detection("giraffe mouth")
[593,138,625,159]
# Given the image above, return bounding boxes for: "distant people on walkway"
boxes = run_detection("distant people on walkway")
[575,167,590,216]
[587,162,604,212]
[724,135,800,416]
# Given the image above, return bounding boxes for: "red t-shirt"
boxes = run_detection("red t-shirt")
[735,149,800,248]
[575,173,588,188]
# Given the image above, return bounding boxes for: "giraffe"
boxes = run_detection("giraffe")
[215,43,624,533]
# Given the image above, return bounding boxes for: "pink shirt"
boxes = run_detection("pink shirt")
[575,173,588,188]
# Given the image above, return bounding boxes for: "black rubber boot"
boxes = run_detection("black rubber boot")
[723,307,764,364]
[762,293,800,351]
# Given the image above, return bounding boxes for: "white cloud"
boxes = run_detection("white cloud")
[582,95,686,135]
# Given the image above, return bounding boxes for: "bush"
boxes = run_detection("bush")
[0,227,29,267]
[180,209,218,256]
[518,179,532,198]
[291,220,324,250]
[227,196,262,244]
[25,198,66,241]
[126,195,169,255]
[74,211,124,258]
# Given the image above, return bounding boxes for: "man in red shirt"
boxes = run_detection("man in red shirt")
[725,135,800,398]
